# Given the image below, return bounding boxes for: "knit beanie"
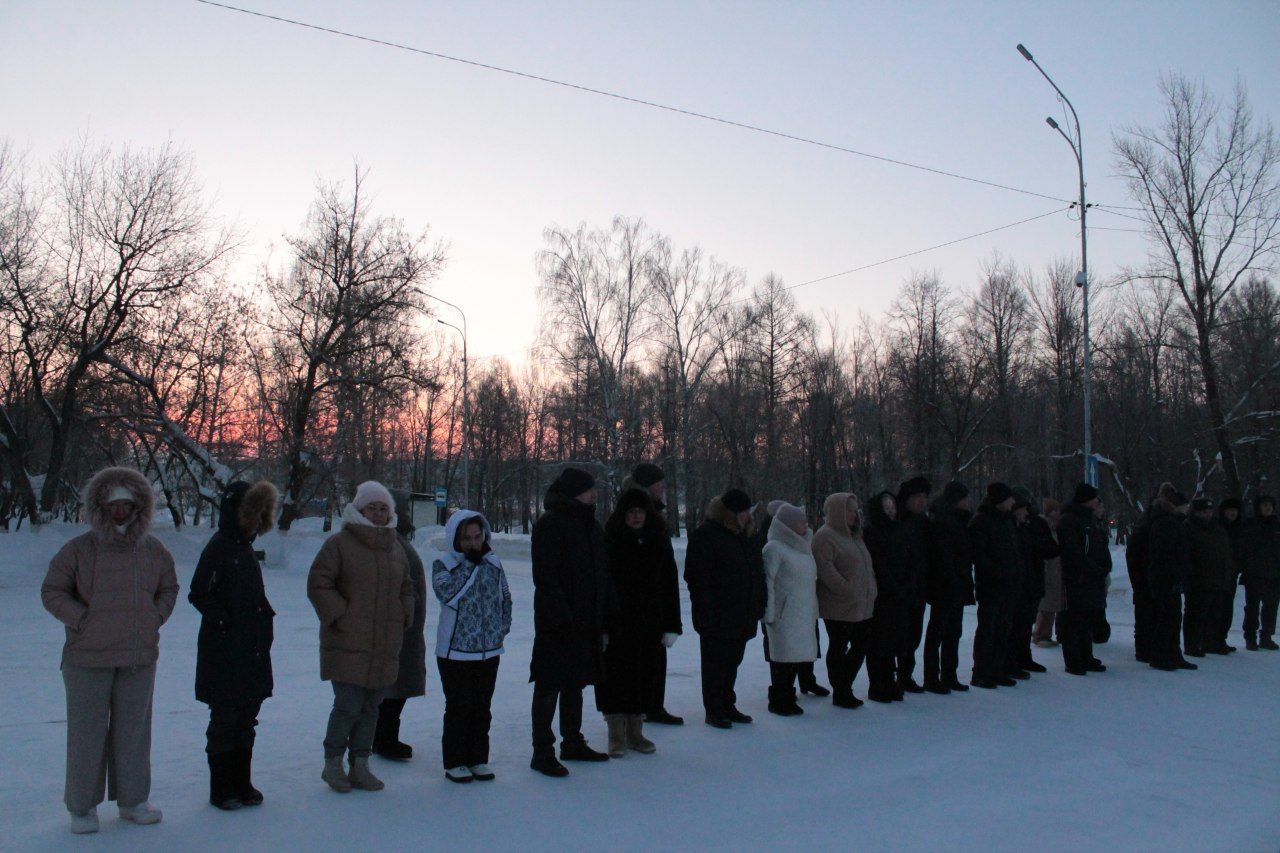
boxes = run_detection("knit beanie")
[898,476,932,502]
[942,481,969,506]
[775,502,807,531]
[106,485,135,503]
[986,482,1014,505]
[631,463,665,488]
[1220,497,1243,512]
[721,488,752,514]
[766,499,785,518]
[551,467,595,499]
[353,481,396,512]
[1072,482,1099,505]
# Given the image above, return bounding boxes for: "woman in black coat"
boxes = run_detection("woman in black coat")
[189,480,278,811]
[373,502,429,761]
[863,490,904,702]
[529,467,614,777]
[598,488,673,756]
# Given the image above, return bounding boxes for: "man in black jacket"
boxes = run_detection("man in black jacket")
[1241,495,1280,651]
[891,477,933,693]
[1215,498,1246,652]
[1127,483,1176,663]
[968,483,1023,689]
[1058,483,1112,675]
[923,482,974,694]
[685,488,767,728]
[864,491,903,702]
[1147,490,1195,671]
[1011,488,1061,676]
[529,467,614,777]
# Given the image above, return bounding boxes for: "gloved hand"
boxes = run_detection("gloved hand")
[661,632,678,649]
[601,634,609,653]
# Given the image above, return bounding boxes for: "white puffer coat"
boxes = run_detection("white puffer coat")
[762,520,819,663]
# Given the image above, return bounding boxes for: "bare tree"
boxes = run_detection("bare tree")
[1114,74,1280,494]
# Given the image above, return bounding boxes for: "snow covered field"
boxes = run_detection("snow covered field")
[2,521,1277,851]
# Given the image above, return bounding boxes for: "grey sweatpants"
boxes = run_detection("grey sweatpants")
[62,664,156,814]
[323,682,385,759]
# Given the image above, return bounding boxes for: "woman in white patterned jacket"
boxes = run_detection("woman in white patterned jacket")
[432,509,512,784]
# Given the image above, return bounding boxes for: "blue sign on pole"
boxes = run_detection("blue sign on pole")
[435,487,447,508]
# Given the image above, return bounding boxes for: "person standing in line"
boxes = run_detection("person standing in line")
[863,491,904,702]
[432,509,512,783]
[1240,495,1280,651]
[372,497,429,762]
[622,463,685,727]
[308,481,415,793]
[757,499,829,698]
[813,492,878,708]
[1010,488,1060,676]
[1212,498,1246,653]
[685,488,766,729]
[41,467,179,834]
[598,488,671,755]
[1184,497,1233,659]
[1147,489,1196,671]
[1126,483,1175,663]
[529,467,613,777]
[1057,483,1112,676]
[189,480,278,811]
[890,477,933,694]
[761,503,820,716]
[1032,499,1065,648]
[968,483,1023,689]
[923,481,974,694]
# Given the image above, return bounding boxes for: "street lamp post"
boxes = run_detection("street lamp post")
[1018,43,1095,486]
[432,300,469,509]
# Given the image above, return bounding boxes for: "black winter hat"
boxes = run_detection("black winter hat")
[1011,486,1038,514]
[1191,497,1214,512]
[942,481,969,505]
[1255,494,1277,513]
[1168,490,1190,508]
[1072,482,1099,504]
[897,476,932,502]
[550,467,595,499]
[1220,497,1243,512]
[631,463,665,488]
[615,488,653,514]
[986,482,1015,505]
[721,488,752,514]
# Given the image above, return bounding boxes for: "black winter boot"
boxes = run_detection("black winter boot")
[373,713,412,761]
[235,748,263,806]
[208,753,242,811]
[559,738,609,762]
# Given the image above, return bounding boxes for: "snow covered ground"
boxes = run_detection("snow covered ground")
[2,521,1277,851]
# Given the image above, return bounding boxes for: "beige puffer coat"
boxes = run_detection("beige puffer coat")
[41,467,179,669]
[307,503,415,689]
[812,492,878,623]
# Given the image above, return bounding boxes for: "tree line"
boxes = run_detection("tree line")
[2,74,1277,534]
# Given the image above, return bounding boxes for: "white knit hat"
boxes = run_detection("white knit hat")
[352,481,395,512]
[106,485,135,503]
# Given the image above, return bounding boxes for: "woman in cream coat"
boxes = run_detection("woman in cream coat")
[761,503,820,716]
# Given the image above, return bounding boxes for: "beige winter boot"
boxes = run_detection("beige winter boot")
[605,715,627,758]
[347,755,385,791]
[321,755,352,793]
[626,715,656,754]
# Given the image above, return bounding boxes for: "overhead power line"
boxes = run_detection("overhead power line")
[192,0,1072,204]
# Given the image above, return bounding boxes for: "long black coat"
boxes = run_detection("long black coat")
[1126,512,1153,597]
[1241,515,1280,590]
[927,502,975,607]
[529,489,613,689]
[890,509,932,606]
[969,503,1023,603]
[1147,503,1193,597]
[598,512,673,713]
[190,484,275,707]
[385,531,428,699]
[684,500,766,641]
[1017,513,1061,602]
[1058,503,1112,611]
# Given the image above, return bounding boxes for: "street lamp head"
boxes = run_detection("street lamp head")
[1045,116,1060,130]
[1017,43,1033,61]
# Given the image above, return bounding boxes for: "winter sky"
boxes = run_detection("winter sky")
[4,1,1279,362]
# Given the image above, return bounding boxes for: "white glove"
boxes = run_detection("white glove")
[601,634,609,653]
[661,632,678,649]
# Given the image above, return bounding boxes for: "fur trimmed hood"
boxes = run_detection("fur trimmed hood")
[821,492,862,539]
[217,480,278,541]
[83,466,155,545]
[705,496,756,537]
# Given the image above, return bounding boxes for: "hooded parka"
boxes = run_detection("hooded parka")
[812,492,878,623]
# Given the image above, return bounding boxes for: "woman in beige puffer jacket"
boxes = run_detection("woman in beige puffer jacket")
[41,466,179,833]
[811,492,877,708]
[307,481,414,793]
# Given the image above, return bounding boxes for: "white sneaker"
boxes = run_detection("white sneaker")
[69,808,99,834]
[119,801,163,825]
[467,764,496,781]
[444,766,474,784]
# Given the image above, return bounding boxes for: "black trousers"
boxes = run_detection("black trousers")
[824,618,869,697]
[438,657,499,769]
[769,662,802,706]
[644,643,669,714]
[374,695,407,746]
[206,701,262,756]
[699,635,747,718]
[1006,593,1039,672]
[1243,585,1280,641]
[1129,566,1155,660]
[1060,607,1099,671]
[531,683,584,755]
[923,604,964,684]
[972,596,1014,681]
[897,599,926,681]
[1182,587,1219,654]
[1214,587,1238,647]
[1151,592,1184,665]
